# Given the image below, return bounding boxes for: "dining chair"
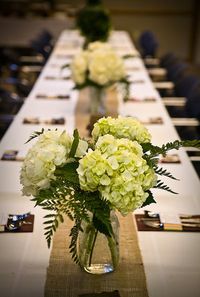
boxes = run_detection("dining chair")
[138,30,159,58]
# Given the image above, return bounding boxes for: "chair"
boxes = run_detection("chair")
[163,85,200,141]
[166,61,189,83]
[174,74,200,98]
[0,88,24,115]
[138,30,159,58]
[0,114,14,140]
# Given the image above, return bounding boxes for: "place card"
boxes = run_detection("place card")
[127,97,157,102]
[159,154,181,164]
[36,94,70,100]
[125,66,141,71]
[55,54,74,59]
[23,117,65,125]
[141,117,163,125]
[44,76,71,80]
[130,79,145,84]
[1,150,25,161]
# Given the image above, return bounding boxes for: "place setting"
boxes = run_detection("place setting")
[22,116,66,125]
[135,210,200,232]
[35,93,71,100]
[0,211,34,233]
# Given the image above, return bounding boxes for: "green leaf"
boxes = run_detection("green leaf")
[154,180,178,194]
[58,214,64,223]
[142,140,200,159]
[43,214,56,218]
[93,214,112,236]
[69,129,80,158]
[55,162,80,184]
[43,220,54,224]
[155,166,179,180]
[141,191,156,208]
[69,220,82,264]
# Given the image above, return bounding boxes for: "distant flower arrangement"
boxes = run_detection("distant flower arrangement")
[76,1,112,46]
[69,41,130,100]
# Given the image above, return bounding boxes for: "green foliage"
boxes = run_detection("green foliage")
[34,161,112,264]
[154,180,178,194]
[69,219,82,264]
[69,129,80,158]
[141,190,156,208]
[155,166,179,180]
[76,5,111,44]
[55,162,80,185]
[25,128,45,143]
[142,139,200,158]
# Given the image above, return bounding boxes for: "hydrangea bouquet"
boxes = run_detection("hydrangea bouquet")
[20,116,200,272]
[69,41,130,102]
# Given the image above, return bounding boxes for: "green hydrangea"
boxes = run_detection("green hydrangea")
[92,116,151,144]
[77,135,157,215]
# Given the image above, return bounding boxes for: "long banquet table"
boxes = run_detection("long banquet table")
[0,30,200,297]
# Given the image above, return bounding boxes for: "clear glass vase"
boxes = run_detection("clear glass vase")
[78,211,119,274]
[88,86,106,116]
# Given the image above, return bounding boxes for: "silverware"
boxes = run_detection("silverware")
[144,210,200,220]
[181,219,200,223]
[144,210,159,218]
[143,220,200,229]
[7,212,31,231]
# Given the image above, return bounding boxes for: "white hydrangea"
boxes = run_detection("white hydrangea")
[70,41,126,87]
[20,130,88,196]
[77,135,157,215]
[92,116,151,144]
[70,51,88,85]
[87,41,112,52]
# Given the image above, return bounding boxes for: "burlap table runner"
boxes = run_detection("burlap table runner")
[45,214,148,297]
[44,87,149,297]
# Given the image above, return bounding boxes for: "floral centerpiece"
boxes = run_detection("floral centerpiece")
[69,41,129,116]
[76,0,112,47]
[20,116,200,274]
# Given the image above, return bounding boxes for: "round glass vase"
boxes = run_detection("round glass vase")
[78,211,119,274]
[88,86,106,116]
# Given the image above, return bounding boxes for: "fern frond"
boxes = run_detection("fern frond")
[154,180,178,194]
[69,220,82,264]
[155,166,179,180]
[43,213,61,248]
[25,128,45,144]
[142,140,200,159]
